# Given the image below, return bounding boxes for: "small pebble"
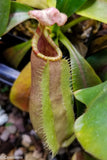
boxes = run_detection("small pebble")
[0,153,7,160]
[25,153,37,160]
[0,129,10,141]
[0,108,8,126]
[0,114,8,126]
[22,134,32,148]
[30,130,37,136]
[33,149,42,159]
[6,125,17,134]
[8,113,25,132]
[14,148,24,159]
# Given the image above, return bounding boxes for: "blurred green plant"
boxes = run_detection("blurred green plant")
[0,0,10,36]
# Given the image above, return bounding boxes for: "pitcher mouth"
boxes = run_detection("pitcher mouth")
[32,25,62,61]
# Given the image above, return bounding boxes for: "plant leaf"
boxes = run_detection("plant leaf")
[3,40,31,68]
[10,62,31,112]
[47,0,56,7]
[59,32,101,92]
[4,2,33,34]
[56,0,87,17]
[77,0,107,23]
[87,49,107,81]
[74,81,107,160]
[68,45,102,91]
[0,0,10,36]
[16,0,48,9]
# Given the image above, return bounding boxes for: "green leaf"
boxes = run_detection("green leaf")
[87,49,107,81]
[56,0,87,17]
[59,31,101,92]
[0,0,10,36]
[74,81,107,160]
[3,40,31,68]
[77,0,107,23]
[4,1,33,34]
[17,0,48,9]
[47,0,56,7]
[59,31,101,116]
[68,46,102,91]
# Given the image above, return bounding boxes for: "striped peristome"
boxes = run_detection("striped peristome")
[29,25,74,156]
